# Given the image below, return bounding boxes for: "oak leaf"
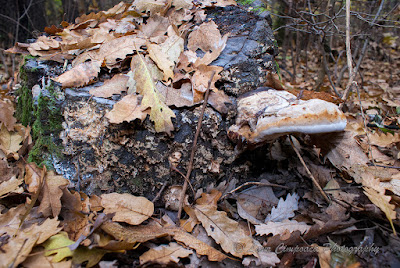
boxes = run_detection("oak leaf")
[101,193,154,225]
[0,99,17,131]
[52,61,101,88]
[131,54,176,134]
[0,176,23,197]
[38,170,69,217]
[90,74,129,98]
[0,123,23,160]
[194,204,258,258]
[363,186,396,235]
[255,220,311,237]
[265,193,299,222]
[139,242,192,265]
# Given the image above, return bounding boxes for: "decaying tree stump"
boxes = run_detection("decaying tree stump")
[20,5,278,201]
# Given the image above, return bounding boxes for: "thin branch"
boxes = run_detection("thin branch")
[289,136,330,203]
[177,71,216,222]
[221,182,289,200]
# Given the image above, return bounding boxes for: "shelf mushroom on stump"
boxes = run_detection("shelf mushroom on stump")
[228,88,347,151]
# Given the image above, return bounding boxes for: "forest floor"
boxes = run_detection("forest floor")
[0,2,400,267]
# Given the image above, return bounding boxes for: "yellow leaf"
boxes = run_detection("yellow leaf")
[43,232,74,262]
[132,54,176,134]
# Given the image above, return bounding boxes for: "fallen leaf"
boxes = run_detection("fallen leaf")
[195,189,222,207]
[363,186,397,235]
[140,242,192,264]
[90,74,129,98]
[132,54,176,134]
[106,94,148,124]
[101,221,170,243]
[0,176,23,197]
[101,193,154,225]
[22,250,72,268]
[38,171,70,217]
[265,193,299,222]
[194,204,258,258]
[131,0,168,14]
[43,232,74,262]
[172,227,227,261]
[255,220,311,237]
[188,21,222,52]
[0,123,23,160]
[52,61,101,88]
[0,99,17,131]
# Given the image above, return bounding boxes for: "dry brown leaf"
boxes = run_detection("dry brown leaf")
[369,132,400,148]
[90,74,129,98]
[132,54,176,134]
[140,242,192,265]
[38,171,69,217]
[131,0,168,14]
[0,215,61,268]
[363,186,397,235]
[0,159,18,182]
[106,94,148,124]
[138,14,170,40]
[101,193,154,225]
[24,163,43,193]
[194,204,258,258]
[157,82,197,107]
[0,99,17,131]
[0,123,24,160]
[172,228,227,261]
[22,250,72,268]
[188,21,221,52]
[199,0,237,7]
[191,64,222,96]
[148,31,184,81]
[195,189,222,207]
[101,221,170,243]
[73,35,146,68]
[179,206,199,232]
[208,89,232,115]
[255,220,311,237]
[0,176,23,197]
[53,61,101,88]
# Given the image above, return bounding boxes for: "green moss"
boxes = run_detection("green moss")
[27,82,63,169]
[15,58,33,126]
[16,57,64,169]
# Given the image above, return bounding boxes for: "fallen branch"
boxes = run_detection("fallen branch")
[289,135,330,203]
[177,71,216,221]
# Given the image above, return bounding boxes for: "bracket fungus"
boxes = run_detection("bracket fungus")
[228,88,347,149]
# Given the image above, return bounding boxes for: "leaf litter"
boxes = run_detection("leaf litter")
[1,0,400,267]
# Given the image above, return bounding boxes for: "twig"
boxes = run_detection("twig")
[340,0,385,105]
[170,165,195,194]
[289,135,330,203]
[221,182,289,200]
[177,71,216,221]
[152,182,169,203]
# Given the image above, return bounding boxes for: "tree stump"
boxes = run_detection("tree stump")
[20,4,277,201]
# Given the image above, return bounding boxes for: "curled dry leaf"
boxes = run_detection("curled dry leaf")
[106,94,148,124]
[101,193,154,225]
[0,176,23,197]
[0,123,26,160]
[52,60,101,88]
[139,242,193,265]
